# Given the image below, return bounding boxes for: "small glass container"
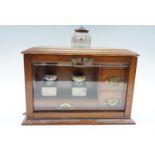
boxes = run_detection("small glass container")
[72,72,87,97]
[41,73,58,96]
[71,26,91,48]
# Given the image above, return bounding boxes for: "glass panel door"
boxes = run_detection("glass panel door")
[33,62,128,111]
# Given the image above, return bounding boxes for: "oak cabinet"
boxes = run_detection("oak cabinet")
[22,47,138,125]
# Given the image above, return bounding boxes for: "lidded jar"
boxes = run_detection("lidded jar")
[71,26,91,48]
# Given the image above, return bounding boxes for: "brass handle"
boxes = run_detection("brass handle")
[71,58,94,67]
[57,103,73,110]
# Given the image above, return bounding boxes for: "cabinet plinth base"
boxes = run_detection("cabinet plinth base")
[22,117,135,125]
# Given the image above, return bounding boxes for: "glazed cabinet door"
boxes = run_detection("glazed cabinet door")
[25,55,130,118]
[25,54,131,119]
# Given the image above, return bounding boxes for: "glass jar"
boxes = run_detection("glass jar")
[41,73,58,96]
[71,72,87,97]
[71,26,91,48]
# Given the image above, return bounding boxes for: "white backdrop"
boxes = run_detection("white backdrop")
[0,25,155,155]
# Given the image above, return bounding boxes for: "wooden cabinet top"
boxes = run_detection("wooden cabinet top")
[21,47,139,56]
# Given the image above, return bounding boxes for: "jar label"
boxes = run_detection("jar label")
[72,87,87,96]
[41,87,57,96]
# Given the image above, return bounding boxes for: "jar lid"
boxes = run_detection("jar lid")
[75,26,89,33]
[72,72,86,82]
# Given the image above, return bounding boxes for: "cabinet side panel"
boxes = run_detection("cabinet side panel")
[24,55,34,118]
[125,56,137,117]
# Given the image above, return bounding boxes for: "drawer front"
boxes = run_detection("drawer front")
[29,54,130,64]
